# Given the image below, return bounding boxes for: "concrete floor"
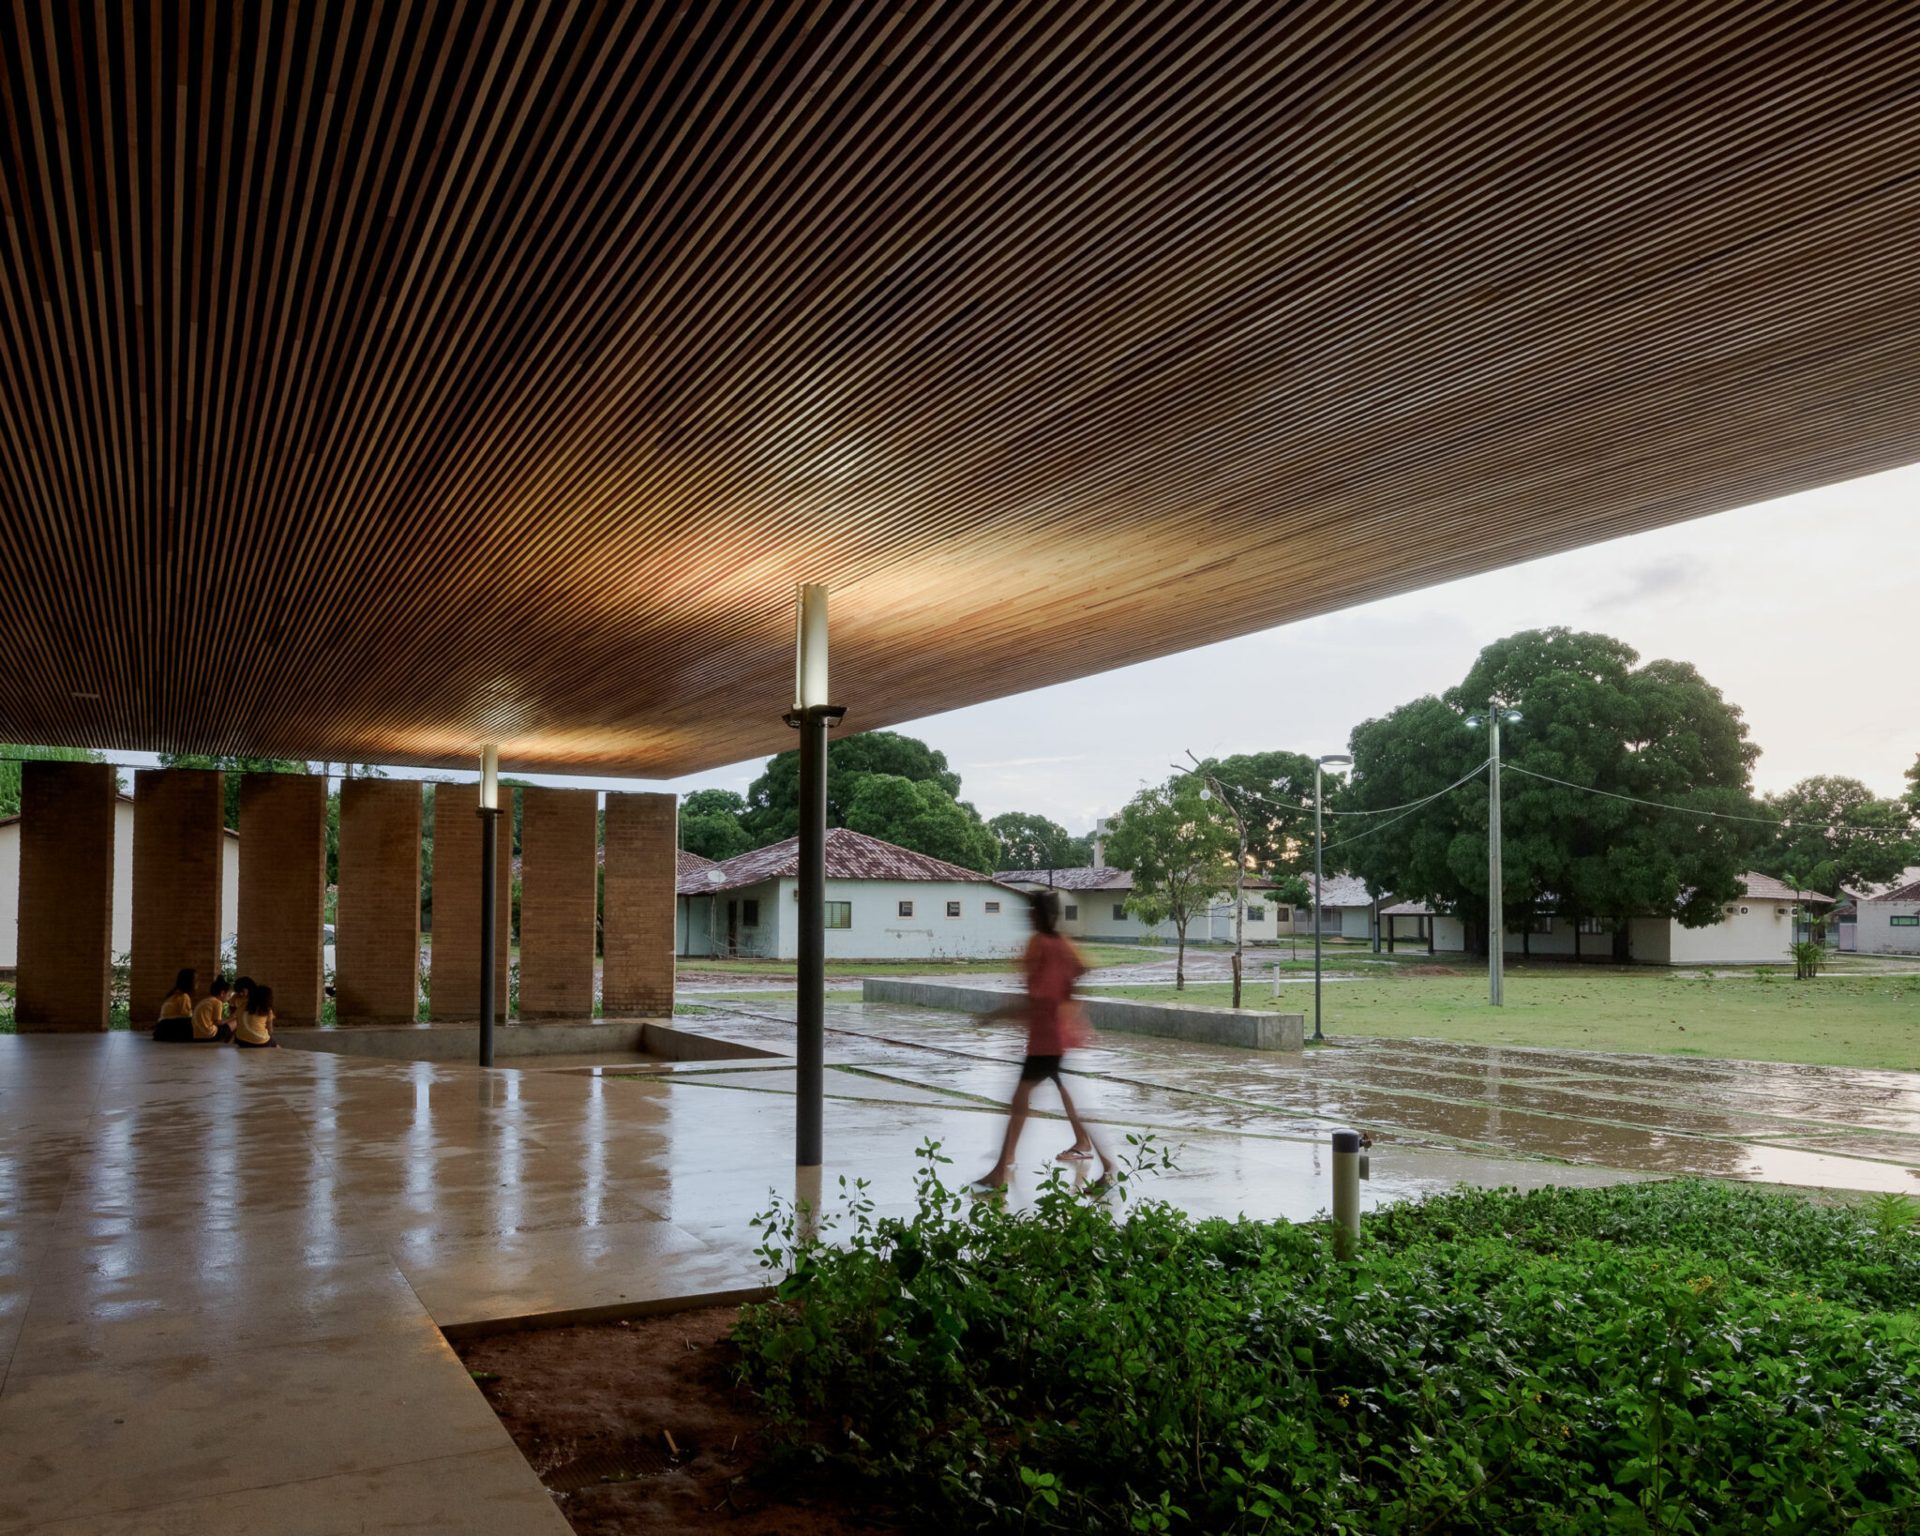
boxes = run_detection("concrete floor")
[4,1001,1916,1532]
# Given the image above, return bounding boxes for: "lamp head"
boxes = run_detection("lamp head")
[1199,786,1213,802]
[1317,753,1352,768]
[478,745,499,812]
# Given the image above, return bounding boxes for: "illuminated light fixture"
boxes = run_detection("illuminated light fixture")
[479,744,500,812]
[794,583,829,711]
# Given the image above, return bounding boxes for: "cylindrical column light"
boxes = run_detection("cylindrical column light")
[789,583,843,1170]
[477,744,502,1067]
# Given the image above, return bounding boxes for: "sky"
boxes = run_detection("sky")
[640,461,1920,832]
[91,462,1918,829]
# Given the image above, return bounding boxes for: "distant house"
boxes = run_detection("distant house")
[1851,878,1920,956]
[1835,867,1920,953]
[674,848,719,956]
[995,866,1296,945]
[0,794,240,971]
[1425,871,1834,965]
[678,828,1025,961]
[1305,874,1379,940]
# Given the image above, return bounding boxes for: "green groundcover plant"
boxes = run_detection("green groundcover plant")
[734,1145,1920,1533]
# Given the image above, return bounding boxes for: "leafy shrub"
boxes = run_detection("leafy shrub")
[734,1150,1920,1533]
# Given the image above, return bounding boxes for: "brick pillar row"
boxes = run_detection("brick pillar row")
[238,775,328,1027]
[518,786,597,1020]
[130,768,224,1023]
[602,792,676,1017]
[429,782,511,1021]
[335,778,421,1025]
[15,761,117,1031]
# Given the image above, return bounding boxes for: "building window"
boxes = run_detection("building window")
[1530,914,1553,935]
[742,899,760,928]
[946,900,962,918]
[1578,917,1606,935]
[1274,907,1290,923]
[824,901,851,929]
[1247,905,1265,922]
[1113,904,1128,922]
[897,900,914,918]
[1064,904,1078,920]
[984,900,1001,914]
[1892,915,1920,928]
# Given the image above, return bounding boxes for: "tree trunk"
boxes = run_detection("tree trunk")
[1611,923,1631,964]
[1574,921,1582,963]
[1175,927,1186,990]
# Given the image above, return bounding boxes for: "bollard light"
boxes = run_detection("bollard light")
[479,744,499,813]
[1331,1128,1363,1259]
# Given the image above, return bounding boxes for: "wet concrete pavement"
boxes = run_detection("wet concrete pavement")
[5,1002,1917,1531]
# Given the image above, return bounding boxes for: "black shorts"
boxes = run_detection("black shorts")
[1019,1054,1063,1083]
[233,1036,277,1049]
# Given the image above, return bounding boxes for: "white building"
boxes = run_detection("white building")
[1306,873,1379,940]
[0,795,240,970]
[1424,871,1833,965]
[1851,878,1920,956]
[678,827,1026,961]
[997,866,1298,945]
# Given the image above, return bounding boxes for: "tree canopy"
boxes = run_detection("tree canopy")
[1104,775,1236,988]
[744,730,961,842]
[679,788,756,862]
[155,753,311,831]
[844,774,998,872]
[1755,776,1916,894]
[987,811,1090,871]
[1342,628,1760,954]
[1191,750,1319,876]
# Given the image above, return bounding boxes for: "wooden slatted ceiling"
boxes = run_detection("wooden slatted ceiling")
[1,2,1917,776]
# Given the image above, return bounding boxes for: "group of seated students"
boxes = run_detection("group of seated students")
[152,969,276,1047]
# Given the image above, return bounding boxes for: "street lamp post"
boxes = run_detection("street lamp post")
[1465,707,1522,1006]
[476,745,501,1067]
[1313,753,1352,1042]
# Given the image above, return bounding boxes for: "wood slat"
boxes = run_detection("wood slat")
[1,1,1916,775]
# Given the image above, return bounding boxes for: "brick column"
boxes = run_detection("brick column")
[335,778,421,1025]
[602,792,677,1016]
[238,775,327,1026]
[518,787,598,1019]
[429,782,510,1021]
[130,768,224,1022]
[15,761,117,1031]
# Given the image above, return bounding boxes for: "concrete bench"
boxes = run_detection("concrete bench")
[861,978,1304,1051]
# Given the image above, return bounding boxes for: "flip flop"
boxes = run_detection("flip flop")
[1083,1174,1115,1197]
[965,1178,1006,1198]
[1055,1148,1095,1162]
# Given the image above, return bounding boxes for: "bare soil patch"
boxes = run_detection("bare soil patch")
[454,1306,898,1535]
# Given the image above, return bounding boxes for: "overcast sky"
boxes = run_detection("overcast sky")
[638,461,1919,832]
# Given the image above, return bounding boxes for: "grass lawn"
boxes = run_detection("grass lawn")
[1085,963,1920,1071]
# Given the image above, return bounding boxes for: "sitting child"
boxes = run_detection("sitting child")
[190,977,234,1042]
[231,983,277,1049]
[152,968,197,1042]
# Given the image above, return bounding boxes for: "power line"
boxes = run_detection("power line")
[1503,764,1918,837]
[1321,760,1492,858]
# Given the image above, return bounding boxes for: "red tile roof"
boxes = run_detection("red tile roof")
[1864,878,1920,904]
[1736,871,1835,906]
[678,827,999,895]
[995,866,1134,892]
[676,848,719,883]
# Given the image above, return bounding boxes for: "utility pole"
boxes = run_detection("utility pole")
[1488,710,1505,1008]
[1313,753,1352,1041]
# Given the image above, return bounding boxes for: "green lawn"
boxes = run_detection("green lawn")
[1085,964,1920,1071]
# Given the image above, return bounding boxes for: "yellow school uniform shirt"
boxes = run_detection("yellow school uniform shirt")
[159,990,193,1019]
[190,996,226,1040]
[233,1010,274,1046]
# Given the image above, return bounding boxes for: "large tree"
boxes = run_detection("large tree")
[0,744,114,817]
[1343,629,1759,959]
[679,788,755,861]
[1191,749,1319,877]
[744,730,962,842]
[844,774,998,872]
[1756,776,1916,894]
[988,811,1088,871]
[1906,752,1920,815]
[1104,775,1236,989]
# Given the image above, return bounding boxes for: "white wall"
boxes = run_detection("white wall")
[0,822,17,969]
[681,878,1027,961]
[1855,898,1920,955]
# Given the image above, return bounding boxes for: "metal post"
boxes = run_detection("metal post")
[1489,712,1505,1007]
[478,806,499,1065]
[1312,761,1325,1042]
[795,703,828,1167]
[1331,1128,1362,1259]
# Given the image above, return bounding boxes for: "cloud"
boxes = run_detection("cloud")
[1590,561,1698,612]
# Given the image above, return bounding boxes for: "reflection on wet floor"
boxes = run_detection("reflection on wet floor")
[684,999,1920,1195]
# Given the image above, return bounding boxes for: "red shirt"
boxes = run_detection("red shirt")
[1023,933,1086,1055]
